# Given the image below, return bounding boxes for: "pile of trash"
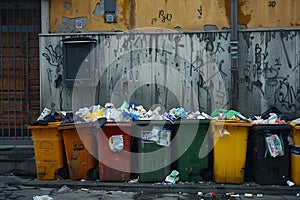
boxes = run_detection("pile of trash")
[250,113,287,124]
[74,101,213,123]
[210,109,249,121]
[31,102,300,126]
[249,106,295,125]
[31,100,213,125]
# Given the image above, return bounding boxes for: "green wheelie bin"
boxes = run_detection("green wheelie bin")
[175,119,211,182]
[132,120,176,182]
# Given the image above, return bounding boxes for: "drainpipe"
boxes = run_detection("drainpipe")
[230,0,238,110]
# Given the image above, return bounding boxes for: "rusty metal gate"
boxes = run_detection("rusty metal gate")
[0,0,41,144]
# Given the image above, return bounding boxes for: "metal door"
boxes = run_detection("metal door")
[0,0,41,144]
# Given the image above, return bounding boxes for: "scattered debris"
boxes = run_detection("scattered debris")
[32,195,54,200]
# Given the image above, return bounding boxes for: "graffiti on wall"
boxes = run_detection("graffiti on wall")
[151,10,173,25]
[97,32,231,112]
[268,1,277,7]
[197,6,203,19]
[275,76,300,110]
[42,45,63,68]
[38,33,231,112]
[240,31,300,114]
[42,44,64,110]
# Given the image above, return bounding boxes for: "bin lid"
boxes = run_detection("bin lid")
[289,122,300,129]
[133,120,172,126]
[252,124,293,131]
[293,124,300,130]
[58,122,95,130]
[104,121,132,127]
[28,122,61,129]
[211,120,252,127]
[133,119,210,126]
[173,119,210,125]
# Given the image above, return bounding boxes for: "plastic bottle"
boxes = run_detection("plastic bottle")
[197,191,203,196]
[203,192,215,198]
[244,193,254,198]
[267,113,278,124]
[257,194,263,198]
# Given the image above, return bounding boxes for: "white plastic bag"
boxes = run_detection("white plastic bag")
[33,195,54,200]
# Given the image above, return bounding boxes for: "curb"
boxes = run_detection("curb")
[22,179,300,195]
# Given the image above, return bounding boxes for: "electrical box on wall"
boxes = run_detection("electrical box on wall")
[104,0,117,23]
[62,38,97,87]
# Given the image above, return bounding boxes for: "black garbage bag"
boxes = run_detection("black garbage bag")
[96,117,107,130]
[261,106,281,119]
[261,106,293,122]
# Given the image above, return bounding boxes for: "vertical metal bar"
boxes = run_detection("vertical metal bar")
[7,69,10,139]
[19,1,24,138]
[26,0,30,129]
[32,0,36,126]
[6,0,11,138]
[230,0,238,110]
[13,0,17,139]
[0,1,3,140]
[20,58,24,138]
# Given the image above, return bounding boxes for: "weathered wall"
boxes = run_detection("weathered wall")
[49,0,300,33]
[49,0,135,32]
[40,32,231,113]
[238,30,300,117]
[238,0,300,28]
[39,30,300,117]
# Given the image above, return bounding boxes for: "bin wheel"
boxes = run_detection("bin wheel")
[200,168,213,181]
[88,168,99,180]
[56,167,69,180]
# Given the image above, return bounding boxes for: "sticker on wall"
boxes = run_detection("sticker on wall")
[109,135,124,152]
[76,19,83,29]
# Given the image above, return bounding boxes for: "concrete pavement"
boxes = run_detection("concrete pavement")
[1,175,300,199]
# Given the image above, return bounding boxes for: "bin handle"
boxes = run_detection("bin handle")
[188,167,195,178]
[188,167,207,179]
[188,167,202,178]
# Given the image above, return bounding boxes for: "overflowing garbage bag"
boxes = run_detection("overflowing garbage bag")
[211,109,247,121]
[66,101,211,123]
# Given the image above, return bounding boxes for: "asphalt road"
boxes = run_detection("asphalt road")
[1,184,300,200]
[1,175,300,200]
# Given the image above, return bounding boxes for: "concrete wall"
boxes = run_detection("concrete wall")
[49,0,300,33]
[41,0,300,118]
[40,32,230,113]
[238,30,300,117]
[39,30,300,117]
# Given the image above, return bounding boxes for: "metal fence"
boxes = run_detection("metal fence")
[0,0,41,144]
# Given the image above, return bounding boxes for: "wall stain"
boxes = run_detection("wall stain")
[238,1,251,26]
[64,2,71,10]
[119,0,135,29]
[224,0,251,27]
[50,0,300,32]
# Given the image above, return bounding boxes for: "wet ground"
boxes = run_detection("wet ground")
[1,175,300,200]
[1,185,300,200]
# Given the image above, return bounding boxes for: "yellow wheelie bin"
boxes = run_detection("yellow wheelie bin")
[290,124,300,185]
[211,120,252,184]
[59,122,98,180]
[28,122,68,180]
